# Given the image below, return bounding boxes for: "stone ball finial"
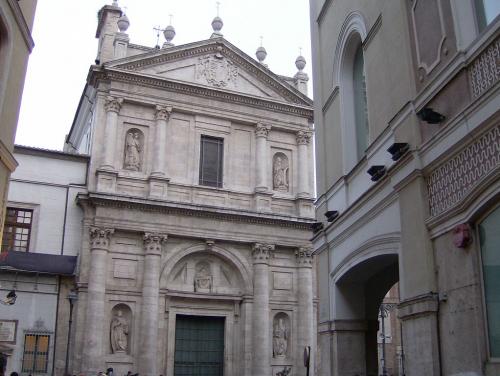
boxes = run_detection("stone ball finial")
[117,13,130,33]
[256,46,267,63]
[295,55,306,71]
[163,25,176,43]
[211,16,223,38]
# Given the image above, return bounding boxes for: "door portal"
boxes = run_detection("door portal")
[174,315,225,376]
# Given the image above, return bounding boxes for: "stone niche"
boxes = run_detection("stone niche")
[272,312,291,359]
[123,128,144,172]
[109,303,133,355]
[166,252,244,295]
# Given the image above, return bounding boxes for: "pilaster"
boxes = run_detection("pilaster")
[296,130,312,198]
[255,123,271,193]
[138,233,168,376]
[252,243,274,376]
[82,227,114,375]
[101,96,123,171]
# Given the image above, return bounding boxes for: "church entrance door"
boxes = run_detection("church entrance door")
[173,315,225,376]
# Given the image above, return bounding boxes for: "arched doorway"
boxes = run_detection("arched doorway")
[333,253,400,376]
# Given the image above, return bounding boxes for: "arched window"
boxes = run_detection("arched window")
[334,12,368,173]
[352,45,368,162]
[479,205,500,357]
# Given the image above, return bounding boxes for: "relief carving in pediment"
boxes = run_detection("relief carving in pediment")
[196,54,239,89]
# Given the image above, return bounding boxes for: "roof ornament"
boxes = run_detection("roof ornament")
[112,0,119,6]
[163,14,176,48]
[211,2,223,38]
[295,47,306,72]
[256,36,268,66]
[153,25,163,49]
[117,6,130,33]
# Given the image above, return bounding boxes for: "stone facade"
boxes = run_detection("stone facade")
[64,3,316,376]
[310,0,500,375]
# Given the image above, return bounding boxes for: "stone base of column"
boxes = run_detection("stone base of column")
[398,293,440,376]
[254,191,273,212]
[148,175,169,199]
[96,169,118,193]
[295,197,315,217]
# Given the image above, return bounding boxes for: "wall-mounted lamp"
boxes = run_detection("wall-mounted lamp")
[0,290,17,306]
[324,210,339,222]
[367,165,386,182]
[387,143,410,161]
[311,222,324,233]
[417,108,445,124]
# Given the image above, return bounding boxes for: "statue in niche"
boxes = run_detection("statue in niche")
[273,153,289,192]
[110,310,129,353]
[124,130,142,171]
[194,262,212,292]
[273,317,289,358]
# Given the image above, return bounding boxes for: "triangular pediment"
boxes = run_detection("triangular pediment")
[106,38,311,106]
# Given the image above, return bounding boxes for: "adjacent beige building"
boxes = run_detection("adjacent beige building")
[0,0,37,250]
[310,0,499,375]
[62,3,316,376]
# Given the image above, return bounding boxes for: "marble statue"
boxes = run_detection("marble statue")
[110,310,129,353]
[273,155,289,192]
[124,131,141,171]
[273,317,288,357]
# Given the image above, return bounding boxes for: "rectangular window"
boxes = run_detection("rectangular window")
[199,136,224,188]
[22,334,50,373]
[475,0,500,31]
[1,208,33,252]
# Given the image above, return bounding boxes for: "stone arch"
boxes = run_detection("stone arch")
[160,243,252,294]
[110,303,132,355]
[123,128,144,171]
[330,234,400,375]
[332,11,369,173]
[272,152,290,192]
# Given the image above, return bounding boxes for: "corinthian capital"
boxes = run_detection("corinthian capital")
[295,246,313,267]
[252,243,275,263]
[89,227,114,249]
[296,130,312,145]
[255,123,271,138]
[104,96,123,113]
[143,233,168,255]
[155,105,173,121]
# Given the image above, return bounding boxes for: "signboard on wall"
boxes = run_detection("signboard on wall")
[0,320,17,343]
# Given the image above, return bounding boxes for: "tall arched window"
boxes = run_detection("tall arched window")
[353,45,368,162]
[479,205,500,357]
[334,12,368,173]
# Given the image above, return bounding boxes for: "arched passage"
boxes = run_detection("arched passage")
[332,253,400,376]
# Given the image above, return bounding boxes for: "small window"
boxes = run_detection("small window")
[475,0,500,31]
[22,334,50,373]
[199,136,224,188]
[1,208,33,252]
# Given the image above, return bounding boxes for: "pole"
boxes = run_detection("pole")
[64,299,74,376]
[380,307,387,376]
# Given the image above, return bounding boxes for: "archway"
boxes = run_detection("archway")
[333,253,400,376]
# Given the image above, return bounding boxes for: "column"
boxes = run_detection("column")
[296,246,314,374]
[101,96,123,170]
[296,130,312,198]
[255,123,271,192]
[151,106,172,176]
[82,227,114,375]
[138,233,167,376]
[252,243,274,375]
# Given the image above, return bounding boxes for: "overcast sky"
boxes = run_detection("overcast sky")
[15,0,313,151]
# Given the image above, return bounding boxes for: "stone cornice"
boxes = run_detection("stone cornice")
[91,68,313,120]
[0,140,18,173]
[107,39,312,107]
[79,192,314,230]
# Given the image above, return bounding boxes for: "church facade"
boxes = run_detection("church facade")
[64,3,315,376]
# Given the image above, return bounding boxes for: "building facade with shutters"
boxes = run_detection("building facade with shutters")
[61,3,316,376]
[309,0,499,375]
[0,146,87,375]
